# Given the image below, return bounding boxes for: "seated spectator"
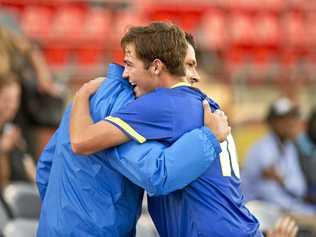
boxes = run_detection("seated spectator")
[0,25,65,157]
[241,97,316,215]
[0,73,36,190]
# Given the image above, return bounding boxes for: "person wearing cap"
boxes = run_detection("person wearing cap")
[241,97,316,215]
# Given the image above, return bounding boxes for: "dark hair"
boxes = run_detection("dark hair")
[121,22,187,76]
[307,107,316,144]
[185,32,196,49]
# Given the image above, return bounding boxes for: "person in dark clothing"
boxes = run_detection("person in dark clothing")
[0,73,35,190]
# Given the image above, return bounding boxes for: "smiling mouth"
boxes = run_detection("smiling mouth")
[128,81,137,92]
[129,80,136,86]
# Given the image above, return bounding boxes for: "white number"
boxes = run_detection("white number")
[219,134,240,178]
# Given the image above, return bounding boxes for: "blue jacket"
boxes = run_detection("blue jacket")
[36,64,221,237]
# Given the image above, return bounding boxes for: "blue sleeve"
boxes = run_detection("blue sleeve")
[36,127,59,202]
[105,91,174,143]
[107,126,221,196]
[36,104,72,201]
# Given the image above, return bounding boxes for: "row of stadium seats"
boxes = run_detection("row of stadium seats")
[14,6,316,49]
[1,0,316,12]
[0,183,40,237]
[4,5,314,68]
[2,0,316,82]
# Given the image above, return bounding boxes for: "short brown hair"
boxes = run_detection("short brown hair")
[121,22,187,76]
[185,32,196,49]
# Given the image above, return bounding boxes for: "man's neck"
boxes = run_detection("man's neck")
[158,73,185,88]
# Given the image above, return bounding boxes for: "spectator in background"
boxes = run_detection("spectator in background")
[241,97,316,215]
[295,107,316,202]
[0,25,65,158]
[0,73,36,190]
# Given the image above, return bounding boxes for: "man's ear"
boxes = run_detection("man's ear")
[151,59,164,75]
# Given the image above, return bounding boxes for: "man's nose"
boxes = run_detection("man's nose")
[193,70,201,82]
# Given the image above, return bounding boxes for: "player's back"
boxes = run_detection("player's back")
[180,136,261,236]
[144,86,262,237]
[37,65,143,237]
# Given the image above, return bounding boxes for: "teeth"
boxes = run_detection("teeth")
[129,81,136,86]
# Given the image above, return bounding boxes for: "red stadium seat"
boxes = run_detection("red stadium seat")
[288,0,307,10]
[43,45,71,67]
[262,0,284,12]
[229,13,255,47]
[109,11,145,63]
[224,47,252,79]
[281,12,307,49]
[80,8,111,43]
[50,6,85,43]
[227,0,261,11]
[200,11,227,50]
[227,0,284,14]
[113,11,145,40]
[75,46,106,66]
[254,13,280,47]
[74,8,111,66]
[145,3,204,32]
[21,6,53,40]
[305,13,316,48]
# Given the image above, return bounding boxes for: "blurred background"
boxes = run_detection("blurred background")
[0,0,316,236]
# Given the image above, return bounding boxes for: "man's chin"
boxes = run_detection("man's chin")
[135,92,144,98]
[134,88,144,98]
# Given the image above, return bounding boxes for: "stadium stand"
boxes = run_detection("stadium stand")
[3,219,38,237]
[2,183,41,219]
[1,0,316,83]
[0,201,9,236]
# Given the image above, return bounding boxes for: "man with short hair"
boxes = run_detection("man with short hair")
[70,22,229,153]
[36,22,227,236]
[71,22,262,236]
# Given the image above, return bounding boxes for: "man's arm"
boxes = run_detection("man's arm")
[70,78,230,155]
[70,64,229,195]
[70,78,130,155]
[108,126,221,196]
[107,102,228,195]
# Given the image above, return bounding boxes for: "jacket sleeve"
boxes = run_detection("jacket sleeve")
[36,104,71,201]
[36,128,59,201]
[107,126,221,196]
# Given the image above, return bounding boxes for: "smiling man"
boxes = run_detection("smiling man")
[36,22,228,237]
[70,22,262,236]
[70,23,229,154]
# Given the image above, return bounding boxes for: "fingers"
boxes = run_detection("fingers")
[78,77,105,96]
[203,103,231,142]
[203,100,212,112]
[281,217,298,237]
[92,77,106,83]
[214,110,228,120]
[214,110,224,115]
[269,216,298,237]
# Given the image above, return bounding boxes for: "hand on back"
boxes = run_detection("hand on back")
[203,100,231,142]
[76,77,105,98]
